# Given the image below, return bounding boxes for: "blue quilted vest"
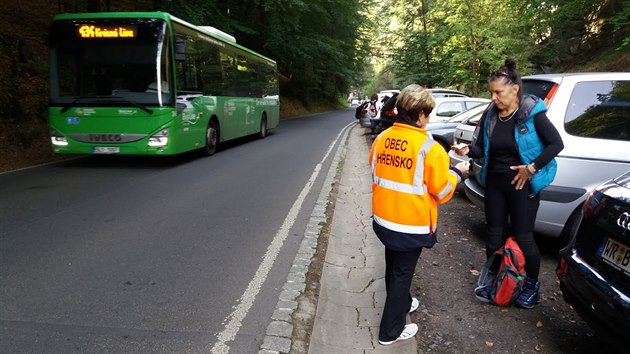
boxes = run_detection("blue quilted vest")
[479,95,557,194]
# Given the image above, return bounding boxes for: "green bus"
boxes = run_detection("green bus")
[48,12,279,156]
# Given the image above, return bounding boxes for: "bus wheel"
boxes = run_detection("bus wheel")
[259,115,268,139]
[202,120,218,156]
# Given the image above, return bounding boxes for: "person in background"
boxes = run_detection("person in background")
[452,59,564,309]
[368,93,382,133]
[369,84,469,344]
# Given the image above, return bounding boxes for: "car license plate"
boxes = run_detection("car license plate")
[599,238,630,276]
[92,146,120,154]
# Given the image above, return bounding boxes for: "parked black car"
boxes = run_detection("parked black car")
[354,101,368,120]
[556,170,630,353]
[377,93,398,130]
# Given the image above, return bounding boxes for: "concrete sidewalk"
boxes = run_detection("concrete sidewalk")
[308,124,417,354]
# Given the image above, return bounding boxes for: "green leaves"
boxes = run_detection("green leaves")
[160,0,368,102]
[151,0,628,100]
[364,0,626,96]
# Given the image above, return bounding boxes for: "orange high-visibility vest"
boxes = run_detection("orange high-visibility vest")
[369,122,461,234]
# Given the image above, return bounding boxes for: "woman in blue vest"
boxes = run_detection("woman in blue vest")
[453,59,563,308]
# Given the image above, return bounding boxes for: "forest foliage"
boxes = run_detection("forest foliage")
[362,0,629,97]
[0,0,628,171]
[45,0,630,100]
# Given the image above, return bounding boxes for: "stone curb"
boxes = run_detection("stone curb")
[258,123,353,354]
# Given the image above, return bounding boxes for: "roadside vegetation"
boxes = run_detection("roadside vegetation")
[359,0,630,97]
[0,0,628,171]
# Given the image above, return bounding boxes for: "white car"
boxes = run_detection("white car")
[427,88,469,98]
[464,72,630,242]
[377,89,400,103]
[429,97,491,123]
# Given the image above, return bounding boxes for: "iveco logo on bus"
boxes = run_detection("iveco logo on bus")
[89,134,123,142]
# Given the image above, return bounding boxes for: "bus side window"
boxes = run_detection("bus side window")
[235,55,252,97]
[175,35,186,62]
[198,45,221,96]
[220,52,237,96]
[174,33,200,92]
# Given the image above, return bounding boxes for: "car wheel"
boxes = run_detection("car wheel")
[201,119,218,156]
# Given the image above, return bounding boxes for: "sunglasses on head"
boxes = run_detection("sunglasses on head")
[490,70,514,83]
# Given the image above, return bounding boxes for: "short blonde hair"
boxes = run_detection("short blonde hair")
[395,84,435,123]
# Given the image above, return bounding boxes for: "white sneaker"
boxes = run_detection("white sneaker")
[409,297,419,313]
[378,323,418,345]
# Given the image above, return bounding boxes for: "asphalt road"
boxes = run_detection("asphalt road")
[0,110,354,353]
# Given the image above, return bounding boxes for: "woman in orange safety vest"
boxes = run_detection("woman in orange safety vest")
[369,84,469,345]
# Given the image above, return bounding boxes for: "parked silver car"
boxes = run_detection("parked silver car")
[464,73,630,242]
[355,101,371,128]
[448,104,488,166]
[429,97,490,123]
[426,103,488,152]
[426,88,469,98]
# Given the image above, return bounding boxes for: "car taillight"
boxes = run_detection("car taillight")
[582,189,605,219]
[543,83,559,108]
[556,257,568,277]
[385,109,397,117]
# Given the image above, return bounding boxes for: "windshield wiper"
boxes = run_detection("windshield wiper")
[59,96,154,115]
[59,96,105,113]
[109,96,154,115]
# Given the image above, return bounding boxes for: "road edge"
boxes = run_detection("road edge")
[258,123,353,354]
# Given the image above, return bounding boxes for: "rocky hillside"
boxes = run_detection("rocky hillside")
[0,2,62,171]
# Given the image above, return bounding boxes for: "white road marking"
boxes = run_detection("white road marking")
[210,122,355,354]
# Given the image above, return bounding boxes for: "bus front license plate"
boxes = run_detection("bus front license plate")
[92,147,120,154]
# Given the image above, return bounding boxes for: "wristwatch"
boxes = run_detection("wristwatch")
[527,163,537,174]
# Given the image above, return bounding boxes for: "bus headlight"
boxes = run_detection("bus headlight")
[50,130,68,146]
[148,129,169,147]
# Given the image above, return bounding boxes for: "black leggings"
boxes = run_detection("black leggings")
[484,171,541,279]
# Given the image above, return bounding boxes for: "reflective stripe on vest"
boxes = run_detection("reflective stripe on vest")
[371,137,434,195]
[437,172,456,199]
[371,133,440,234]
[373,214,434,234]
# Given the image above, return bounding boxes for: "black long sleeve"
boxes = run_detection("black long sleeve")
[531,112,564,169]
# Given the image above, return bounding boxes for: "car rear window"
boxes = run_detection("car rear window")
[436,102,463,117]
[564,81,630,142]
[522,79,558,104]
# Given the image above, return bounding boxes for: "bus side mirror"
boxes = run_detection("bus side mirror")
[175,37,186,62]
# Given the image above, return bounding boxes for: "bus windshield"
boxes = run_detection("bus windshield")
[49,18,173,107]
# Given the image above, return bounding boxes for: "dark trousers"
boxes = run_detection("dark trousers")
[379,247,422,341]
[484,171,541,278]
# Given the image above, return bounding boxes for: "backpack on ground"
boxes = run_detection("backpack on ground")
[368,100,378,117]
[478,237,526,306]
